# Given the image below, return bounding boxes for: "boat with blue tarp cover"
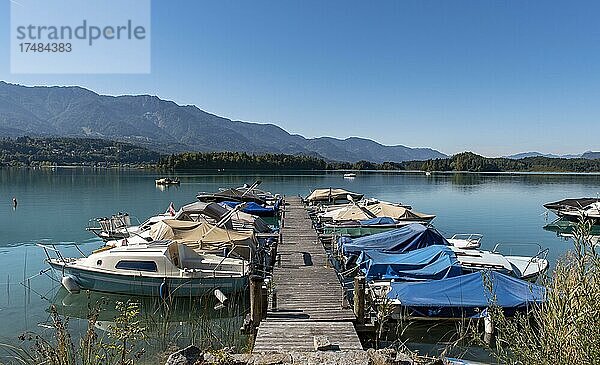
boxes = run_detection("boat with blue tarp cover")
[378,270,546,319]
[358,217,396,225]
[357,245,463,281]
[340,224,549,280]
[322,216,427,238]
[339,223,448,256]
[221,200,280,217]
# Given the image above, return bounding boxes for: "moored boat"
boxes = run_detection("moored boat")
[155,177,180,185]
[318,201,435,224]
[543,197,600,223]
[305,188,364,205]
[338,224,549,281]
[197,181,278,205]
[88,200,274,242]
[41,241,250,297]
[372,270,546,319]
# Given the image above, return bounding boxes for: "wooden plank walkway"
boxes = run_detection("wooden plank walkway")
[253,197,362,353]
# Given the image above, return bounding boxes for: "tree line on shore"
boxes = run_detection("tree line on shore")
[159,151,600,172]
[1,137,599,172]
[156,151,405,171]
[407,151,600,172]
[0,136,160,167]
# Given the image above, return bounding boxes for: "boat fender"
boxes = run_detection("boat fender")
[61,275,80,294]
[214,288,228,305]
[159,278,169,299]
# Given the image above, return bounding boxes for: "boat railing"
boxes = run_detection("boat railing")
[86,213,141,237]
[450,233,484,243]
[525,247,550,276]
[210,244,251,278]
[491,242,550,274]
[38,243,67,264]
[491,242,545,256]
[37,243,85,277]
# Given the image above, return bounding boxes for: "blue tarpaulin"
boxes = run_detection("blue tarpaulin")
[358,217,396,226]
[357,245,463,281]
[339,223,449,255]
[386,270,546,318]
[221,201,275,217]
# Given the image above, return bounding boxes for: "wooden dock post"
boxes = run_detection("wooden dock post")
[271,289,278,311]
[250,275,264,326]
[261,284,268,320]
[354,275,366,325]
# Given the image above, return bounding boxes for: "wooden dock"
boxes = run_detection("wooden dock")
[253,197,362,352]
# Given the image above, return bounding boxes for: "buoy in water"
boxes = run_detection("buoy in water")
[61,275,80,294]
[12,197,17,208]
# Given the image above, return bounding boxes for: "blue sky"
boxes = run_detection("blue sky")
[1,0,599,156]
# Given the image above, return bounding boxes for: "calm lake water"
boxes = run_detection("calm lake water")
[0,168,599,362]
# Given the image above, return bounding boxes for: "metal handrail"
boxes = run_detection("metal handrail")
[491,242,544,255]
[450,233,484,241]
[37,243,66,263]
[491,242,550,277]
[522,247,550,277]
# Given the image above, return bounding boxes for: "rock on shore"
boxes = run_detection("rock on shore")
[165,345,444,365]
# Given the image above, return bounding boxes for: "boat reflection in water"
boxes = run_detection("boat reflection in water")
[48,286,249,353]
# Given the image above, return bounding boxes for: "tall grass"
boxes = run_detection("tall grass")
[491,220,600,364]
[1,300,145,365]
[0,290,250,365]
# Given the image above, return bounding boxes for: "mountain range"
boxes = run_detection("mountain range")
[504,151,599,159]
[0,81,447,163]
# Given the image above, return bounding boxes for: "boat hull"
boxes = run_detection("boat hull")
[50,262,248,297]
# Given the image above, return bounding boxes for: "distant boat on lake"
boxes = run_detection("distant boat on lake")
[155,177,180,185]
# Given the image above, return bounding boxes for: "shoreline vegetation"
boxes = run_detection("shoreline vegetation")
[1,136,600,173]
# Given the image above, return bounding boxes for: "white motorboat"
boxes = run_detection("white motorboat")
[446,234,483,249]
[450,245,548,281]
[41,241,250,297]
[559,202,600,222]
[544,198,600,223]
